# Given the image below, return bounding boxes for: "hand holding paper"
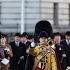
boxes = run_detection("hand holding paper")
[1,58,9,65]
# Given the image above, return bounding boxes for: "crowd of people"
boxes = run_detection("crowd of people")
[0,31,70,70]
[0,20,70,70]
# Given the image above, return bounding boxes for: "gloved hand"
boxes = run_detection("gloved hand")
[66,66,70,70]
[31,42,35,47]
[20,56,24,60]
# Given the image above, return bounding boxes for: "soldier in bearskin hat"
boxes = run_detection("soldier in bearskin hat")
[30,31,57,70]
[26,20,62,70]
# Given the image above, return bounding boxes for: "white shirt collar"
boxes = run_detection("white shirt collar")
[66,39,70,45]
[15,41,19,46]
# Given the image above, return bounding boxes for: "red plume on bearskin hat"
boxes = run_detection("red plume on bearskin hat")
[34,20,53,43]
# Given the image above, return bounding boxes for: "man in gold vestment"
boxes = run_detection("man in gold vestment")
[31,31,57,70]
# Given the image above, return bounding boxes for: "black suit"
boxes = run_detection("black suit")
[60,40,70,70]
[55,44,63,70]
[55,44,62,61]
[9,41,26,70]
[24,41,34,70]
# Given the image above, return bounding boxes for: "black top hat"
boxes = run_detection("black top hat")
[14,33,20,37]
[39,31,48,38]
[65,31,70,36]
[20,32,28,38]
[27,34,33,39]
[22,32,28,37]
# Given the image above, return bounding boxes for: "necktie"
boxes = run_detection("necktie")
[16,42,19,46]
[68,40,70,45]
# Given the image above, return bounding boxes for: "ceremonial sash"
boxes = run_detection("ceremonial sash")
[33,47,51,70]
[35,67,43,70]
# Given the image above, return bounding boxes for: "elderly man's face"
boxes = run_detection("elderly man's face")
[1,37,7,46]
[20,36,27,43]
[54,35,61,44]
[15,36,20,42]
[65,35,70,40]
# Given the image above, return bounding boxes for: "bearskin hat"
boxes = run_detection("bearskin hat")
[34,20,53,43]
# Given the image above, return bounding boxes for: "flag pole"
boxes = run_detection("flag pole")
[21,0,25,34]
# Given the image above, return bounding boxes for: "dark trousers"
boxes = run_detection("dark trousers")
[18,59,26,70]
[25,55,34,70]
[10,59,26,70]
